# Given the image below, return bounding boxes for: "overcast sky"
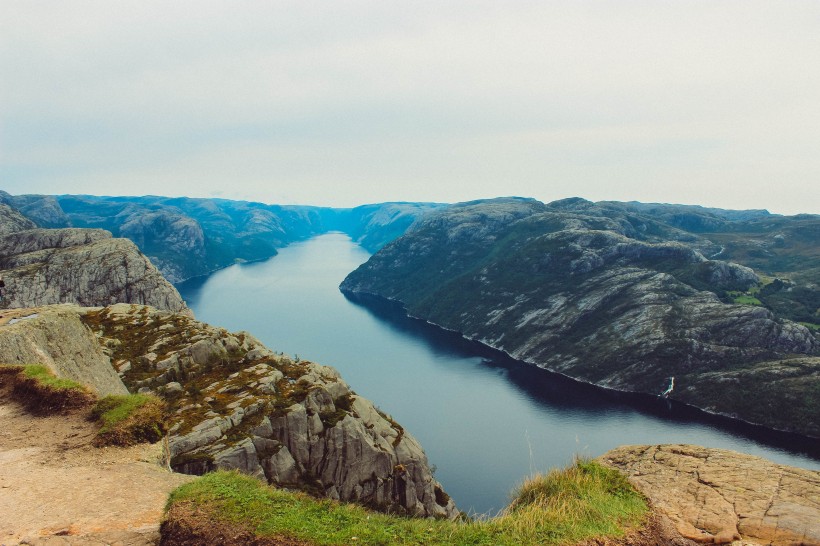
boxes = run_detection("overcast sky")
[1,1,819,213]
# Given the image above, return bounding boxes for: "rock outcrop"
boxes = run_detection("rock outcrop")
[341,198,820,437]
[0,203,37,235]
[80,303,457,518]
[601,444,820,546]
[0,305,128,396]
[0,227,190,314]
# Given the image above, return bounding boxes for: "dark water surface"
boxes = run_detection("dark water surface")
[178,233,820,515]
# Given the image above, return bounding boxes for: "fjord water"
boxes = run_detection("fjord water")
[178,233,820,515]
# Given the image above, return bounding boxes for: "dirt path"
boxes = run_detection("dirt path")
[0,387,192,546]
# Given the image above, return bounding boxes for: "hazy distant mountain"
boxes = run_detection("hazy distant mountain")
[1,192,441,283]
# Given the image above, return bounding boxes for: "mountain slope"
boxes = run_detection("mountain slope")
[54,194,327,282]
[341,198,820,437]
[0,203,37,235]
[319,202,446,252]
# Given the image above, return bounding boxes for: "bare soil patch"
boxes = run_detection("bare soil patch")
[0,384,191,546]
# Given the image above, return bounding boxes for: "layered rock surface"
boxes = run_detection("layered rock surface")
[601,445,820,546]
[0,305,128,396]
[341,198,820,437]
[80,303,457,518]
[0,227,189,314]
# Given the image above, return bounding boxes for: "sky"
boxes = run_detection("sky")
[1,1,819,214]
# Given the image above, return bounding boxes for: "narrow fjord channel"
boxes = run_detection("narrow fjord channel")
[178,233,820,515]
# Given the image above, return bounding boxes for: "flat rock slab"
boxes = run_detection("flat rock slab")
[601,444,820,546]
[0,389,191,546]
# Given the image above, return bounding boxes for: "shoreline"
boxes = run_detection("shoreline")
[340,288,820,456]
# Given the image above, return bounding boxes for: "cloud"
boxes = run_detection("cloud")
[2,1,819,213]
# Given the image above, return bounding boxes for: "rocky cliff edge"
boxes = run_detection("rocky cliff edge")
[0,305,128,396]
[58,303,456,519]
[0,227,189,314]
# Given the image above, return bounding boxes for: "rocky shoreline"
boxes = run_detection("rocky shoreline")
[343,289,820,447]
[341,198,820,438]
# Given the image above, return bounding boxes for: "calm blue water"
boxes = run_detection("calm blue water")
[178,233,820,515]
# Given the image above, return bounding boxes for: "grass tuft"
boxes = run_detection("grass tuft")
[0,364,95,414]
[501,458,646,542]
[163,459,647,545]
[92,393,166,446]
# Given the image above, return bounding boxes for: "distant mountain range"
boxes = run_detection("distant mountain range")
[0,191,443,283]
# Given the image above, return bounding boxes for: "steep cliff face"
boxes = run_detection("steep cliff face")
[0,227,190,314]
[80,304,457,518]
[342,198,820,437]
[118,210,207,283]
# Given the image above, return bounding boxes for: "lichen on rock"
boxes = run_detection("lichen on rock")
[81,303,458,519]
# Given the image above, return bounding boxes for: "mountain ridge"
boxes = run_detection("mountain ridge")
[341,197,820,437]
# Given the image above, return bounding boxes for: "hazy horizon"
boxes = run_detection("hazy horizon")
[2,189,806,216]
[2,2,819,215]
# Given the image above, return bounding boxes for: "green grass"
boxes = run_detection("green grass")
[20,365,87,391]
[92,393,166,446]
[165,460,647,545]
[732,294,763,306]
[725,289,764,306]
[0,364,95,414]
[799,322,820,332]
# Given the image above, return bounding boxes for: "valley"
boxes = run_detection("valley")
[179,233,820,514]
[1,191,819,544]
